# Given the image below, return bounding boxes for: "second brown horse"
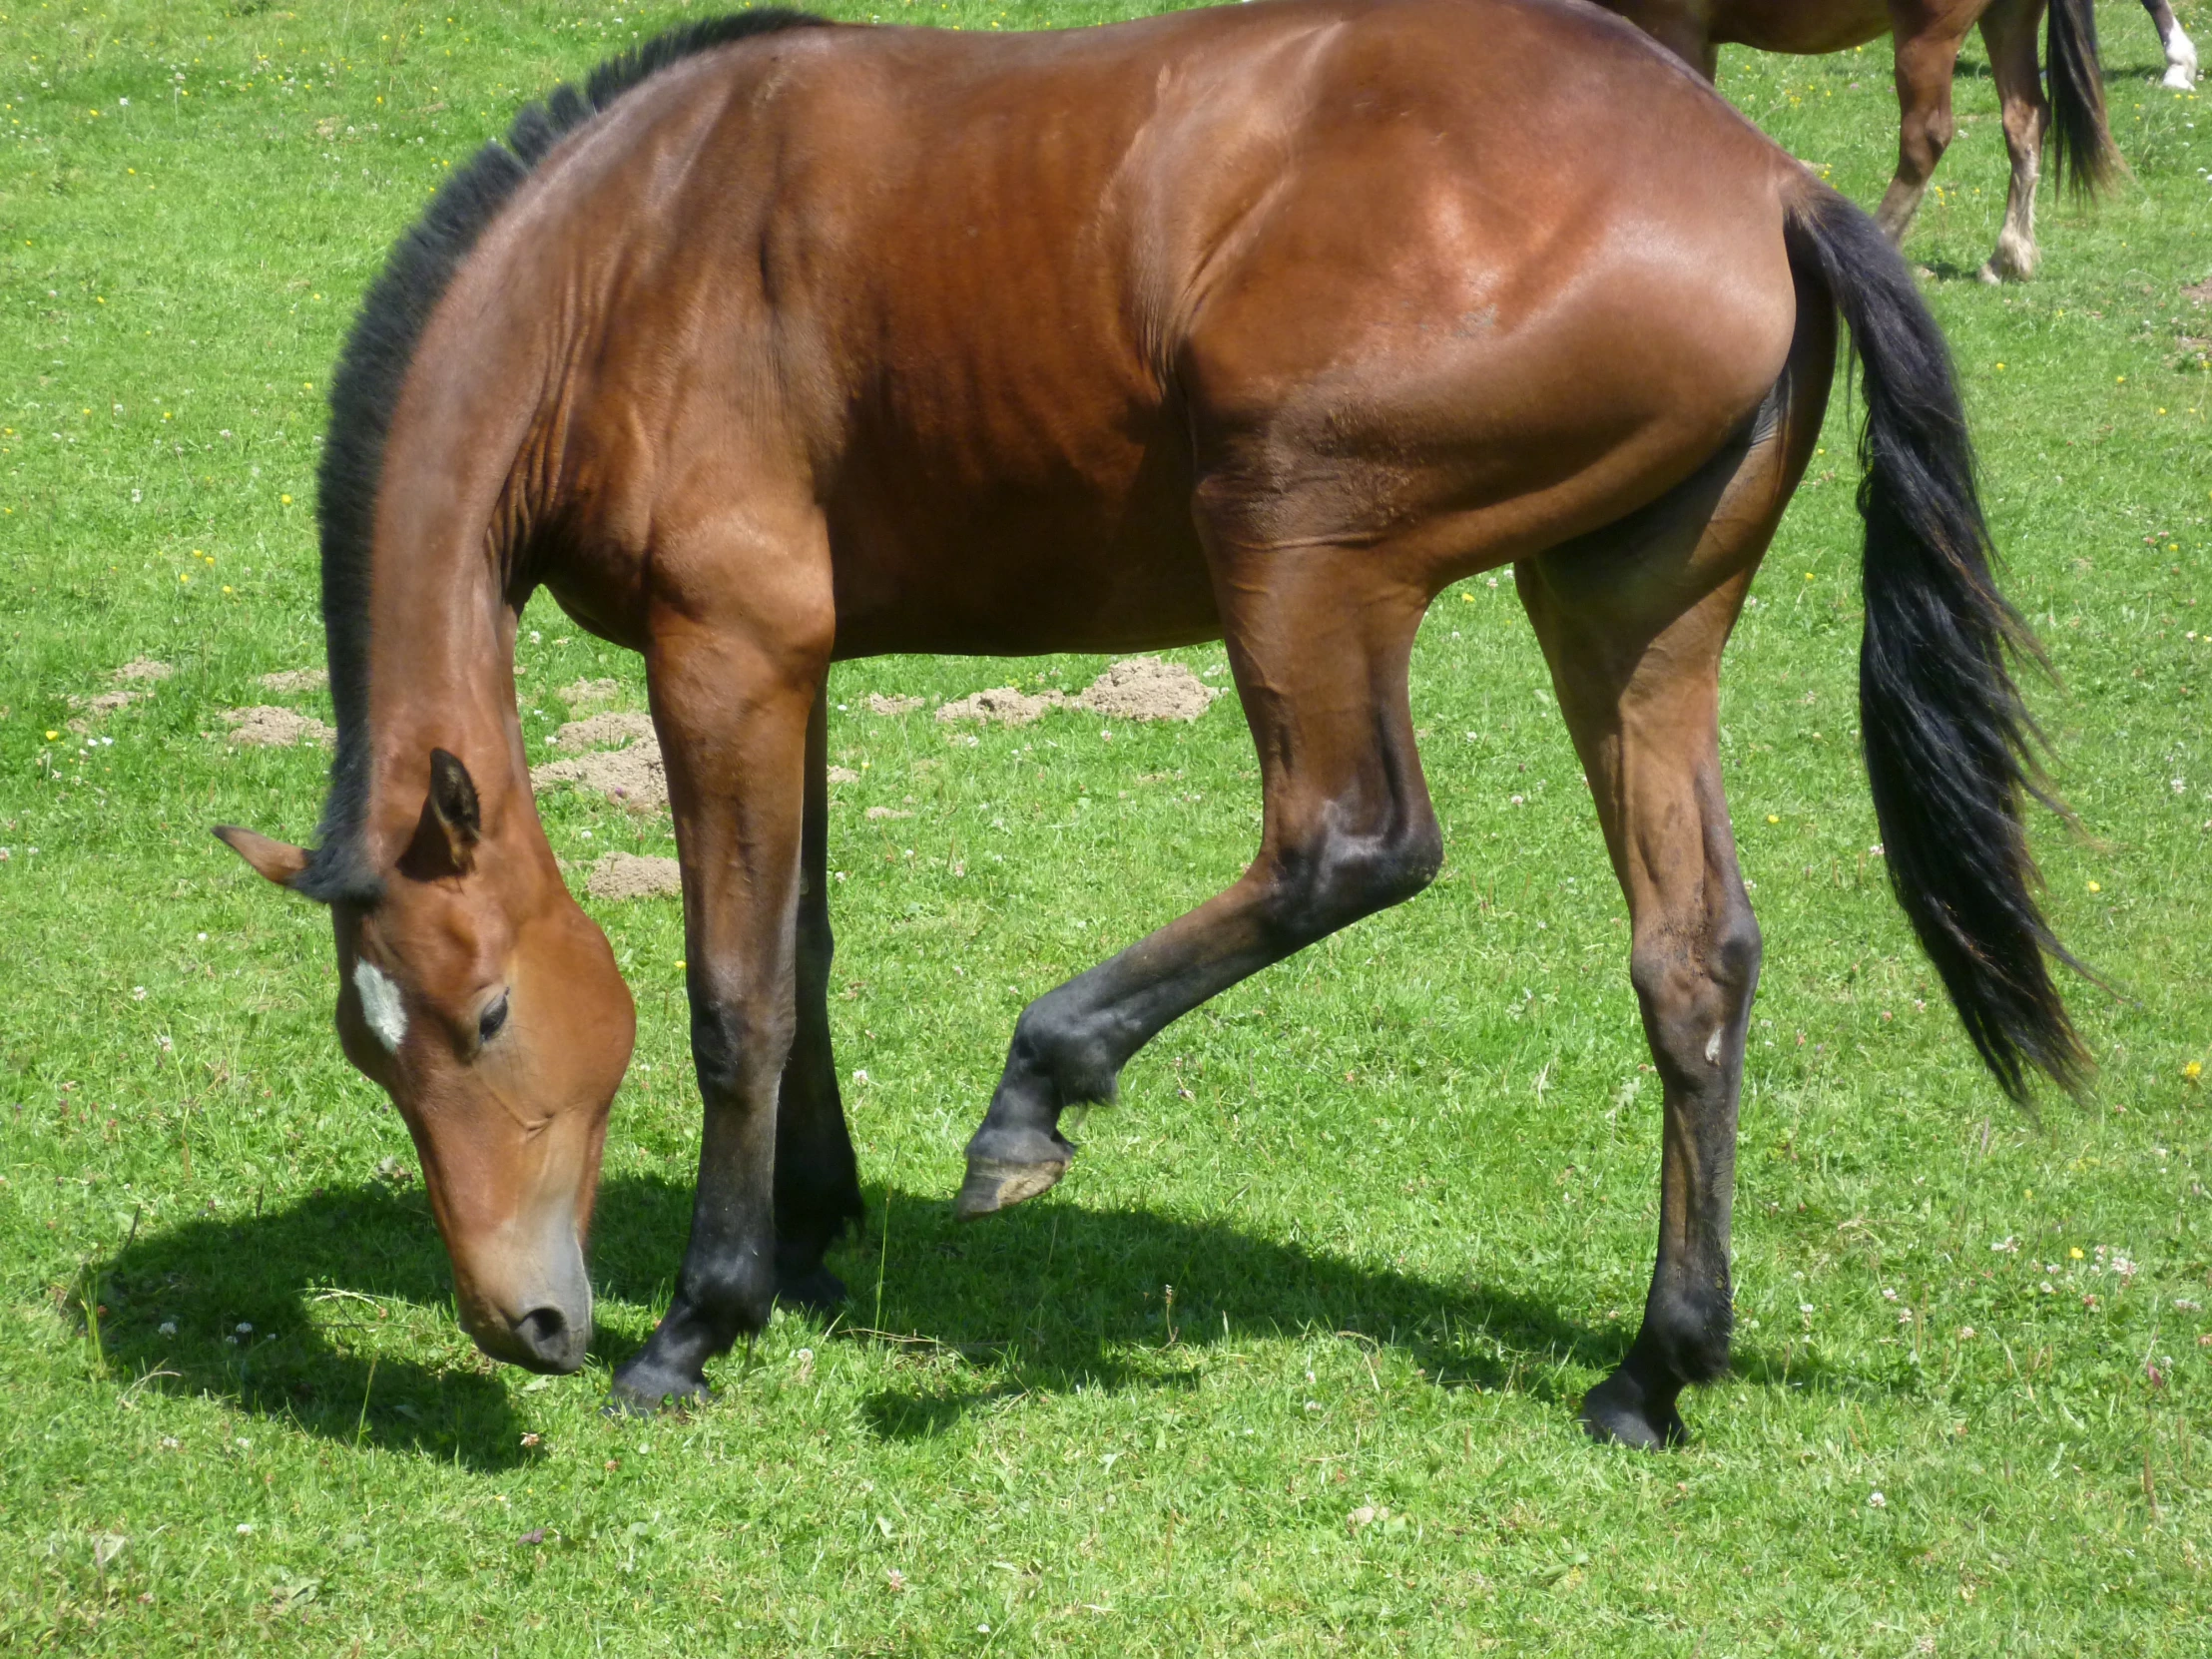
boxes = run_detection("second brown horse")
[1598,0,2125,280]
[218,1,2082,1448]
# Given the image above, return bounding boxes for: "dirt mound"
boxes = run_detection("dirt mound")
[531,713,668,813]
[866,693,924,717]
[223,706,334,749]
[67,658,176,727]
[1077,658,1224,723]
[258,668,327,695]
[551,711,656,751]
[583,851,682,900]
[559,677,623,713]
[936,686,1073,726]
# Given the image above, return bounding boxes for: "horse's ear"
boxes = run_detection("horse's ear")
[401,748,481,878]
[213,825,310,888]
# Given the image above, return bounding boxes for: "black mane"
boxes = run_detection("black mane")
[299,9,831,904]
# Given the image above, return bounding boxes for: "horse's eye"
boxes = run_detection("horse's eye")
[478,992,510,1044]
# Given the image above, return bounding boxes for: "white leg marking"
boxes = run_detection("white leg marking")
[2165,25,2199,90]
[354,958,408,1054]
[1704,1027,1724,1066]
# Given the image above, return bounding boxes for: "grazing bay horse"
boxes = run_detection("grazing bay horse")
[1594,0,2124,280]
[216,0,2083,1446]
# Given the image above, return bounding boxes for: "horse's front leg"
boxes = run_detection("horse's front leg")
[609,619,826,1411]
[774,684,864,1312]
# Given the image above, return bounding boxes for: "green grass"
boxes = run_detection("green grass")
[3,0,2209,1650]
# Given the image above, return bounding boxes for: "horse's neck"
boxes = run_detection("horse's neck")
[356,389,536,868]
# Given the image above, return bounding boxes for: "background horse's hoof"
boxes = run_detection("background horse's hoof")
[605,1363,713,1416]
[1578,1372,1688,1450]
[775,1263,849,1317]
[954,1155,1069,1220]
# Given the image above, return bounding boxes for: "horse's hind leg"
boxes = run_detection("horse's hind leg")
[1519,350,1829,1449]
[1977,0,2051,282]
[2145,0,2199,88]
[1874,7,1971,245]
[956,548,1440,1217]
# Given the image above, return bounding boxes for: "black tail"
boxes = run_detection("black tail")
[1783,185,2088,1102]
[2046,0,2123,198]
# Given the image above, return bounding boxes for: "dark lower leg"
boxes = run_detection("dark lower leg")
[774,690,861,1309]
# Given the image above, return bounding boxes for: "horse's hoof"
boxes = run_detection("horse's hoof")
[954,1154,1070,1220]
[606,1361,712,1416]
[1578,1371,1686,1450]
[775,1263,849,1317]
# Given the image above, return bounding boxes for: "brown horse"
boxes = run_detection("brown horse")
[216,1,2082,1446]
[1595,0,2124,280]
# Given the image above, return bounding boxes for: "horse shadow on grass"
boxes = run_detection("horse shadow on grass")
[93,1171,1869,1464]
[92,1179,532,1471]
[590,1175,1872,1441]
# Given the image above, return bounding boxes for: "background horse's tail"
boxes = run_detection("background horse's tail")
[2046,0,2123,196]
[1782,183,2088,1102]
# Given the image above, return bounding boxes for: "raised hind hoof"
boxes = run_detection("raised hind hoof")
[955,1154,1070,1219]
[1578,1369,1687,1450]
[605,1357,713,1417]
[775,1262,849,1318]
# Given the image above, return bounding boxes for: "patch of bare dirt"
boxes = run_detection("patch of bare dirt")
[551,711,656,752]
[936,686,1073,726]
[559,677,623,713]
[67,658,176,727]
[532,714,668,813]
[866,693,924,717]
[2183,277,2212,308]
[259,667,327,695]
[863,806,913,821]
[1076,658,1225,722]
[827,765,860,784]
[223,706,334,749]
[583,851,682,900]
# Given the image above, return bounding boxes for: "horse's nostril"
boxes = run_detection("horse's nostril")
[513,1306,581,1372]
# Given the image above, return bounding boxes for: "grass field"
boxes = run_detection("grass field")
[3,0,2210,1650]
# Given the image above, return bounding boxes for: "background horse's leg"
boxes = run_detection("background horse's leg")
[2144,0,2199,86]
[1515,340,1829,1449]
[1875,4,1973,244]
[774,685,865,1312]
[1591,0,1721,77]
[610,603,828,1410]
[1977,0,2051,280]
[956,550,1441,1217]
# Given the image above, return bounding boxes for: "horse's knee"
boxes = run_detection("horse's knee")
[690,993,796,1101]
[1259,814,1442,947]
[1629,900,1760,1074]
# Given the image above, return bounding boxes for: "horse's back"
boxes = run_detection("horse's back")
[512,0,1814,649]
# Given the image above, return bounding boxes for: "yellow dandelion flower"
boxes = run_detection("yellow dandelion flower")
[2087,879,2101,892]
[2186,1060,2203,1082]
[2069,1247,2083,1260]
[44,730,58,741]
[279,494,292,504]
[1766,814,1780,824]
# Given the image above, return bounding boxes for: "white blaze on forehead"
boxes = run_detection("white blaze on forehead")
[353,958,408,1054]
